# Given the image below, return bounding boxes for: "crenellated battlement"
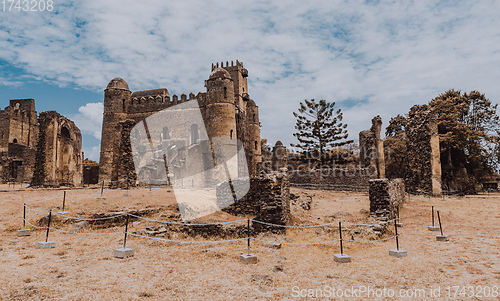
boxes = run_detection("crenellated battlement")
[211,60,244,71]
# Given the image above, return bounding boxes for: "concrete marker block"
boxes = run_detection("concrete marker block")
[114,247,135,258]
[123,193,132,197]
[58,211,69,215]
[17,229,31,237]
[389,249,408,258]
[396,222,403,227]
[96,197,107,201]
[436,235,449,242]
[428,226,440,231]
[334,254,352,263]
[240,253,258,264]
[36,241,56,249]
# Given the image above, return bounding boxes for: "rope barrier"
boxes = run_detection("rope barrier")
[250,237,340,245]
[24,219,123,235]
[343,235,399,243]
[128,214,248,226]
[52,212,128,221]
[128,232,249,244]
[26,191,65,205]
[23,214,403,244]
[251,219,339,228]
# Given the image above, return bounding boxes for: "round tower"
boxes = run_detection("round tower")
[246,98,262,175]
[205,68,238,178]
[99,78,131,182]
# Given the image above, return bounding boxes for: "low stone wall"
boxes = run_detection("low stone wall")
[288,167,371,190]
[369,178,405,222]
[217,171,290,232]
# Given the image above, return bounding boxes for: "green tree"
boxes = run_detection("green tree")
[291,99,350,165]
[430,90,500,193]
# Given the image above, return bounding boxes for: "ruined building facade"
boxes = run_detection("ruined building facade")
[99,61,262,184]
[0,99,83,186]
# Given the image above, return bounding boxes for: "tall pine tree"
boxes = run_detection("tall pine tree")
[291,99,350,165]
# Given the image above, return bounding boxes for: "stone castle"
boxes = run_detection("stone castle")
[0,99,83,186]
[99,60,262,184]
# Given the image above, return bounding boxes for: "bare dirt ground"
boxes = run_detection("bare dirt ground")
[0,186,499,300]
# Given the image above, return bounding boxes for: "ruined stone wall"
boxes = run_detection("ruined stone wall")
[83,165,99,185]
[0,99,38,152]
[369,178,405,221]
[111,120,137,186]
[288,166,372,190]
[405,104,442,195]
[31,111,83,187]
[0,110,11,151]
[5,143,36,182]
[359,115,385,178]
[217,171,290,230]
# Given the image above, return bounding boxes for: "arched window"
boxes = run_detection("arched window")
[13,138,18,144]
[191,124,199,144]
[230,130,233,140]
[122,99,126,111]
[253,113,256,122]
[224,87,227,99]
[162,127,170,140]
[255,141,258,150]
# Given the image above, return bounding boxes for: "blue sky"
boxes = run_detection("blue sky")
[1,0,499,161]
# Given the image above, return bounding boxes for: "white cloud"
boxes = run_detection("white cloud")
[83,145,101,162]
[69,102,103,139]
[1,0,500,149]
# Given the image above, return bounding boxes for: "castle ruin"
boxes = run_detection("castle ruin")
[99,61,262,186]
[0,99,83,186]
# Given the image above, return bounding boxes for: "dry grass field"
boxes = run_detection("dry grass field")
[0,186,499,300]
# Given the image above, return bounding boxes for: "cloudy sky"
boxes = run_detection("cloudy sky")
[1,0,499,161]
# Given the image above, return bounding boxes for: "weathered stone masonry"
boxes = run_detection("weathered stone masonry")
[405,104,442,195]
[31,111,83,187]
[0,99,83,186]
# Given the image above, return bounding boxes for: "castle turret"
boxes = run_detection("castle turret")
[246,98,262,175]
[99,78,132,183]
[216,60,249,112]
[204,68,238,179]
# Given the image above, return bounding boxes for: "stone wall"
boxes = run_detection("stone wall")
[2,143,36,182]
[288,166,372,190]
[217,171,290,232]
[111,119,137,187]
[0,99,38,152]
[359,115,385,178]
[405,104,442,195]
[369,178,405,222]
[83,165,99,185]
[31,111,83,187]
